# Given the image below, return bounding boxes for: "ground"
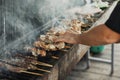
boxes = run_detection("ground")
[65,44,120,80]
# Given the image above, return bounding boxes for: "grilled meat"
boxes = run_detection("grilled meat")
[31,48,46,57]
[31,19,84,56]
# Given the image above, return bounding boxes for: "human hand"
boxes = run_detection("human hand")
[54,30,79,44]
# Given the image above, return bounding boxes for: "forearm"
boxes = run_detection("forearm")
[77,32,107,46]
[76,24,120,46]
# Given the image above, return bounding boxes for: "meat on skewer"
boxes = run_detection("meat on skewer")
[31,19,84,56]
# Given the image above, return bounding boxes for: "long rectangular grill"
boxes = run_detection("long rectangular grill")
[0,44,89,80]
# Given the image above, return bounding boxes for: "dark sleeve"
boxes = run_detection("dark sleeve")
[105,1,120,34]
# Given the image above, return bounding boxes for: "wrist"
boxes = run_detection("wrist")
[74,34,80,44]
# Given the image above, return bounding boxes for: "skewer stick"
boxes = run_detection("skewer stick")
[32,61,53,67]
[19,70,43,76]
[28,65,51,73]
[51,56,59,59]
[65,45,71,48]
[15,65,51,73]
[17,55,53,67]
[36,68,51,73]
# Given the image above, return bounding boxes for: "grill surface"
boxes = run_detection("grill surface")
[0,44,90,80]
[0,48,70,80]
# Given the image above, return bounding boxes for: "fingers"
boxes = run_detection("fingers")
[54,35,65,42]
[54,31,74,43]
[54,31,75,43]
[66,30,79,34]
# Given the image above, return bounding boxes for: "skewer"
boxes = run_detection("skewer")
[0,59,51,73]
[35,68,51,73]
[65,45,71,49]
[28,64,51,73]
[51,56,59,59]
[16,54,53,67]
[32,61,53,67]
[27,64,51,73]
[19,70,43,76]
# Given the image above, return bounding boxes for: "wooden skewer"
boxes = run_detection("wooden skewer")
[51,56,59,59]
[61,49,68,52]
[32,61,53,67]
[65,45,71,48]
[36,68,51,73]
[15,65,50,73]
[26,64,51,73]
[19,70,43,76]
[27,64,51,73]
[17,55,53,67]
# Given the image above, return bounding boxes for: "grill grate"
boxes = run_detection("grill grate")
[0,49,69,80]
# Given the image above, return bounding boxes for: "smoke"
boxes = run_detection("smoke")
[0,0,86,55]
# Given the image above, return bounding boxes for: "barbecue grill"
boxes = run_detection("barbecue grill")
[0,44,90,80]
